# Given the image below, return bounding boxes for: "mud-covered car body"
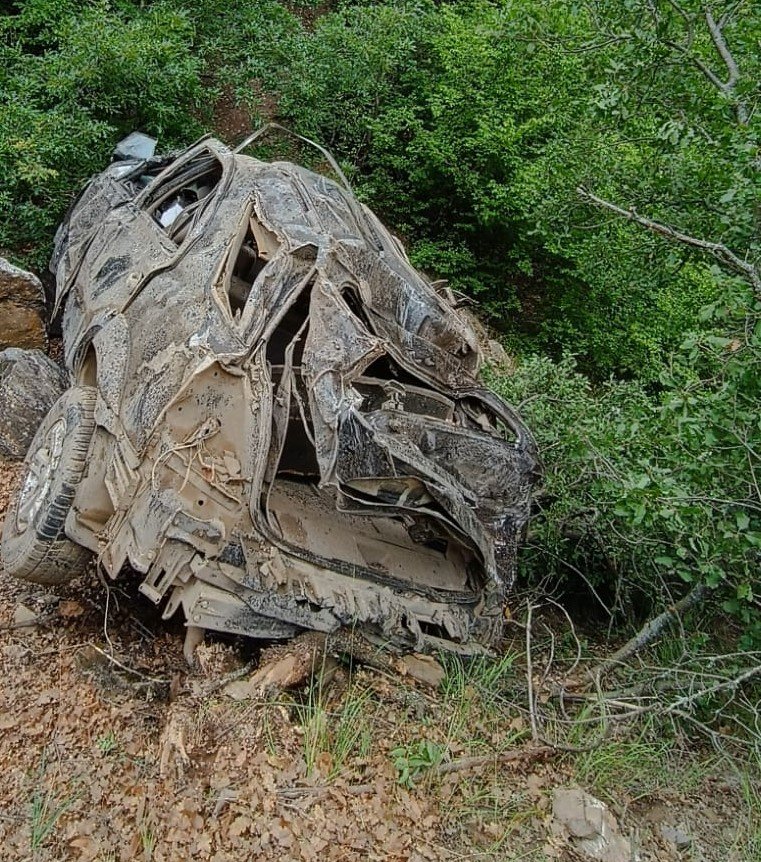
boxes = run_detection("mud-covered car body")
[44,134,537,653]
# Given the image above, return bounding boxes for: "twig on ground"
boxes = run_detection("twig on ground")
[86,643,168,686]
[277,783,374,798]
[589,583,708,681]
[525,603,540,741]
[539,621,556,690]
[436,745,556,775]
[95,563,117,654]
[0,612,57,630]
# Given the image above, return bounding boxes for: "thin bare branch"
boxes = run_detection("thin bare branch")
[705,6,739,88]
[665,0,695,45]
[662,661,761,715]
[436,745,556,775]
[85,643,168,686]
[542,596,583,678]
[704,5,748,123]
[577,187,761,292]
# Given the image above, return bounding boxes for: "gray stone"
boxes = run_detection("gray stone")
[661,823,692,850]
[552,786,631,862]
[13,603,38,627]
[0,348,67,459]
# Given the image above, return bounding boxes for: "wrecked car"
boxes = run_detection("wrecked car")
[1,128,538,656]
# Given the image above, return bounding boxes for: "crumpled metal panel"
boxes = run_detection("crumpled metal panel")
[53,134,539,653]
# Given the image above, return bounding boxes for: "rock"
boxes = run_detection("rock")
[487,339,509,365]
[0,257,48,351]
[552,786,631,862]
[0,348,67,459]
[13,603,38,627]
[397,653,445,687]
[661,823,692,850]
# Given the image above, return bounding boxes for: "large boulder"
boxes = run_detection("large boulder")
[0,257,48,351]
[0,349,67,459]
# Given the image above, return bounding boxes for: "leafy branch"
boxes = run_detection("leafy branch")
[577,186,760,293]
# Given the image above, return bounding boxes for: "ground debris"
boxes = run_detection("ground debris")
[224,632,328,700]
[550,786,631,862]
[0,459,751,862]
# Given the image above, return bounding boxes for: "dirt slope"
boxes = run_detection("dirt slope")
[0,459,754,862]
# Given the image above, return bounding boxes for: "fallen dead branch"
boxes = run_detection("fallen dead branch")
[86,643,169,686]
[436,745,556,775]
[277,783,374,798]
[589,583,708,681]
[525,602,540,741]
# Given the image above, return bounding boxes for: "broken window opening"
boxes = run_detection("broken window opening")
[270,392,320,479]
[364,354,425,387]
[219,211,282,320]
[265,287,311,367]
[341,284,372,331]
[418,621,449,641]
[143,152,223,243]
[227,220,266,314]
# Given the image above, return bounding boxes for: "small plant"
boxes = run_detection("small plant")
[736,765,761,862]
[391,739,444,788]
[29,786,76,851]
[139,822,156,861]
[441,650,523,752]
[96,730,118,756]
[330,686,373,775]
[261,699,282,758]
[26,753,79,852]
[297,665,374,779]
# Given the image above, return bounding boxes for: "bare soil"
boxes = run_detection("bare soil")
[0,459,754,862]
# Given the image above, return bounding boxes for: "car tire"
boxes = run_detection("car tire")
[2,386,97,585]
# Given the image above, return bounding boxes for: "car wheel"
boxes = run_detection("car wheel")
[2,386,97,585]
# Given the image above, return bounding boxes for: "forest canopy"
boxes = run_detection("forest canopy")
[1,0,759,643]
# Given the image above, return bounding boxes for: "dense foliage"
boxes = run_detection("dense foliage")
[0,0,202,268]
[0,0,758,640]
[491,274,760,645]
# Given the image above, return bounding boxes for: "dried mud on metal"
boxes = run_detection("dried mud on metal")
[2,132,537,658]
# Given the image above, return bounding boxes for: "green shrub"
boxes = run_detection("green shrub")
[0,0,203,269]
[489,271,760,643]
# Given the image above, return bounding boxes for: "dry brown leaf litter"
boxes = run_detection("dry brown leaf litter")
[0,458,751,862]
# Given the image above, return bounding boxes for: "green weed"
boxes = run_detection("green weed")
[297,671,374,779]
[96,730,118,756]
[440,651,523,754]
[391,739,443,788]
[139,822,156,861]
[29,785,77,851]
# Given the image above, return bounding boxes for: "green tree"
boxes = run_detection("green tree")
[0,0,202,268]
